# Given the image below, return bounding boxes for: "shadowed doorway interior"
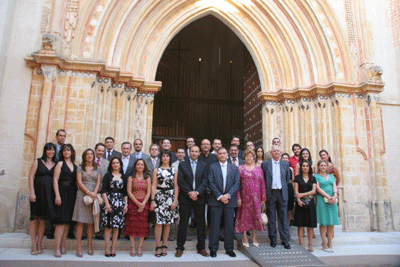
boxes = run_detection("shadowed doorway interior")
[153,15,262,151]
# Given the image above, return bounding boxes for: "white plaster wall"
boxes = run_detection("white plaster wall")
[0,0,44,233]
[366,0,400,230]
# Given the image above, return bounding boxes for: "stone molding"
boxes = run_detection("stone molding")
[25,52,161,93]
[258,82,384,103]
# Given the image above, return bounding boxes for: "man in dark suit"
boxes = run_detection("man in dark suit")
[54,129,66,162]
[227,145,245,167]
[144,144,160,178]
[158,138,177,163]
[121,142,136,176]
[261,145,291,249]
[103,137,122,160]
[208,147,240,258]
[231,136,243,160]
[175,146,209,257]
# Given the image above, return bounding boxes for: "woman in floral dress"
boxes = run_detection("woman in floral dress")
[101,157,128,257]
[235,149,266,247]
[150,150,179,257]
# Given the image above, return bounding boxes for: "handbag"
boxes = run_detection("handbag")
[83,193,103,205]
[300,195,313,208]
[261,204,268,225]
[324,196,338,204]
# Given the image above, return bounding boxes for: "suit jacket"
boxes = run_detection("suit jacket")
[208,162,240,208]
[125,151,150,177]
[102,149,122,161]
[227,157,245,167]
[178,160,208,205]
[238,149,244,160]
[144,157,160,178]
[261,159,291,202]
[131,151,150,160]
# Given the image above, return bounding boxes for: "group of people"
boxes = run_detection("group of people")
[28,131,339,259]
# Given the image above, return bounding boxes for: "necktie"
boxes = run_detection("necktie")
[191,161,196,190]
[136,153,140,159]
[96,158,100,166]
[222,164,226,192]
[233,158,236,166]
[153,159,156,168]
[107,151,111,160]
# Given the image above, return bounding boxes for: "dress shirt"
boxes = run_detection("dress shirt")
[55,143,62,161]
[95,157,102,167]
[289,156,299,170]
[151,157,157,168]
[272,159,282,189]
[122,155,130,174]
[191,159,197,189]
[135,151,142,159]
[218,162,228,199]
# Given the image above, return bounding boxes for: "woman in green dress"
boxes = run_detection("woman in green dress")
[315,160,339,253]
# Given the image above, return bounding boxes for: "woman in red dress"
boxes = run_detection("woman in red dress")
[124,159,151,257]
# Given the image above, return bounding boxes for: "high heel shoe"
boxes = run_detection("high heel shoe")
[88,249,94,256]
[76,250,83,257]
[31,249,38,255]
[130,247,136,257]
[161,245,168,256]
[54,250,61,257]
[155,247,162,257]
[137,247,143,257]
[37,247,44,254]
[61,247,67,255]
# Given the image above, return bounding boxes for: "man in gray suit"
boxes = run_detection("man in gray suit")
[261,145,291,249]
[144,144,160,178]
[131,138,150,160]
[121,142,135,176]
[208,147,240,258]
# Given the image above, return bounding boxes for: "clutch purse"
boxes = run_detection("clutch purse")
[300,196,313,208]
[261,204,268,225]
[324,196,338,205]
[83,193,103,205]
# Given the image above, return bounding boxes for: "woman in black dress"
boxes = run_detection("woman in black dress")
[293,161,317,252]
[52,144,77,257]
[28,143,57,255]
[101,157,128,257]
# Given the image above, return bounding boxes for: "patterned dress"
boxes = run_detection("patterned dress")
[72,166,99,224]
[235,165,266,233]
[100,173,127,229]
[154,168,178,225]
[124,177,150,237]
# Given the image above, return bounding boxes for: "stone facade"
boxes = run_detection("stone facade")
[0,0,399,233]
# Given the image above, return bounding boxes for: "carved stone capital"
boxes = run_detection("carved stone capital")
[41,65,58,80]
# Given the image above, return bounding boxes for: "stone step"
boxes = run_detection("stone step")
[0,248,257,267]
[0,233,237,251]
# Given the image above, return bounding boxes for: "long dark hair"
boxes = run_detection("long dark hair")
[59,144,76,162]
[40,143,56,162]
[299,148,312,167]
[256,146,264,160]
[299,161,315,182]
[133,159,149,179]
[160,150,172,167]
[319,149,333,163]
[80,148,97,171]
[108,156,123,174]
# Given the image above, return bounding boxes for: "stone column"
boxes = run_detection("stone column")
[35,65,58,157]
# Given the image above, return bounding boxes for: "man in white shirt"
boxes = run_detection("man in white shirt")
[121,142,135,175]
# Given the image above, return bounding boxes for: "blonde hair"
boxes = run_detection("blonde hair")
[243,148,256,159]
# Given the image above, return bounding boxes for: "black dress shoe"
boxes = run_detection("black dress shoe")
[246,230,251,236]
[270,241,277,247]
[283,243,291,249]
[219,235,224,241]
[67,232,75,239]
[95,235,104,240]
[226,251,236,257]
[46,234,54,239]
[210,251,217,258]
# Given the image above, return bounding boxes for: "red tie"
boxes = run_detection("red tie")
[233,158,236,165]
[97,158,100,166]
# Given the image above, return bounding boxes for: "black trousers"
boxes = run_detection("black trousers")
[176,202,206,251]
[209,206,235,252]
